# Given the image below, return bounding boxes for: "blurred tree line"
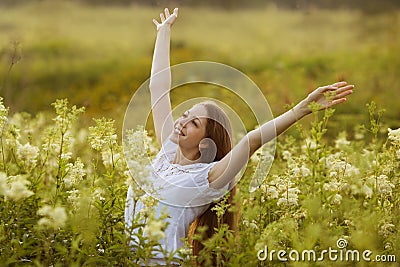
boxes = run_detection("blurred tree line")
[1,0,399,12]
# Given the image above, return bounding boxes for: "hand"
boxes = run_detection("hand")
[298,81,355,116]
[153,8,179,31]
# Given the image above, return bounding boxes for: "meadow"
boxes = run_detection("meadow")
[0,1,399,266]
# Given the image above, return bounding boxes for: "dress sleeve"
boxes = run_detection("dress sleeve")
[190,162,229,205]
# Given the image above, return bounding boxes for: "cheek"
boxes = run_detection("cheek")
[188,125,206,139]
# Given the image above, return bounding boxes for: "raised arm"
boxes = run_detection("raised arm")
[150,8,178,145]
[208,81,355,189]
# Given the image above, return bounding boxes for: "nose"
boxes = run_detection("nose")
[175,117,188,128]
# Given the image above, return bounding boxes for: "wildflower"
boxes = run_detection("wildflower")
[0,174,34,201]
[0,97,9,131]
[305,138,317,150]
[266,185,279,199]
[37,205,67,229]
[335,132,351,150]
[376,175,395,195]
[282,150,291,161]
[16,142,39,168]
[67,189,80,210]
[378,223,395,238]
[260,184,279,199]
[64,158,85,188]
[88,118,117,151]
[362,184,373,198]
[277,188,300,207]
[323,180,341,192]
[101,149,122,169]
[300,165,311,177]
[93,188,105,201]
[51,99,85,134]
[143,220,166,241]
[61,152,73,160]
[388,128,400,145]
[346,165,360,177]
[329,171,338,177]
[331,194,342,205]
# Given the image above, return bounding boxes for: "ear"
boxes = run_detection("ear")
[199,138,217,163]
[199,139,209,149]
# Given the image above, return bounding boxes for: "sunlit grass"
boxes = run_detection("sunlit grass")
[0,1,399,133]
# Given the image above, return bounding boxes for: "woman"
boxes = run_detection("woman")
[125,7,354,265]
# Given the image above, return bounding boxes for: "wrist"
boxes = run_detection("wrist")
[293,100,311,119]
[156,24,172,32]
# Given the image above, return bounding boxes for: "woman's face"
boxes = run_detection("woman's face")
[170,104,208,151]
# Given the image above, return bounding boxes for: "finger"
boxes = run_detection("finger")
[331,81,347,88]
[153,19,160,26]
[165,8,170,17]
[173,7,179,17]
[332,90,353,100]
[335,84,354,94]
[160,13,165,22]
[329,98,347,107]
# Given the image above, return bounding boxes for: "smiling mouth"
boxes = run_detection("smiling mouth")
[174,126,185,136]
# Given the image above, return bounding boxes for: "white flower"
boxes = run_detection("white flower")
[323,180,341,192]
[363,184,373,198]
[329,171,338,177]
[249,221,259,230]
[300,165,311,177]
[101,150,121,169]
[64,158,85,188]
[379,223,395,238]
[0,174,34,201]
[61,152,72,160]
[335,132,351,150]
[37,205,67,229]
[143,220,166,241]
[282,150,292,161]
[346,164,360,178]
[93,188,105,201]
[67,189,80,210]
[16,142,39,168]
[277,188,300,207]
[88,118,117,151]
[388,128,400,145]
[260,184,279,200]
[305,138,317,150]
[376,175,395,195]
[331,194,342,205]
[0,97,9,131]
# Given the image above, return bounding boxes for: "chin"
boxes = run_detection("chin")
[169,133,178,144]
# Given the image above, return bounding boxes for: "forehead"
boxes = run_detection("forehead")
[188,104,208,117]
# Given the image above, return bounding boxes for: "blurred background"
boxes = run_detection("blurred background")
[0,0,399,138]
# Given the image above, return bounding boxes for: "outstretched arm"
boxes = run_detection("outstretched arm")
[150,8,178,145]
[209,81,354,189]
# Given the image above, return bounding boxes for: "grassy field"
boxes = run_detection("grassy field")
[0,1,399,135]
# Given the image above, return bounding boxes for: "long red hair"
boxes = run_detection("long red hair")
[188,101,238,265]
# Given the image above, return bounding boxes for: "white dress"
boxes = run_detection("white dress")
[124,138,228,265]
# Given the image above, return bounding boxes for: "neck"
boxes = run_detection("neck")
[173,147,202,165]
